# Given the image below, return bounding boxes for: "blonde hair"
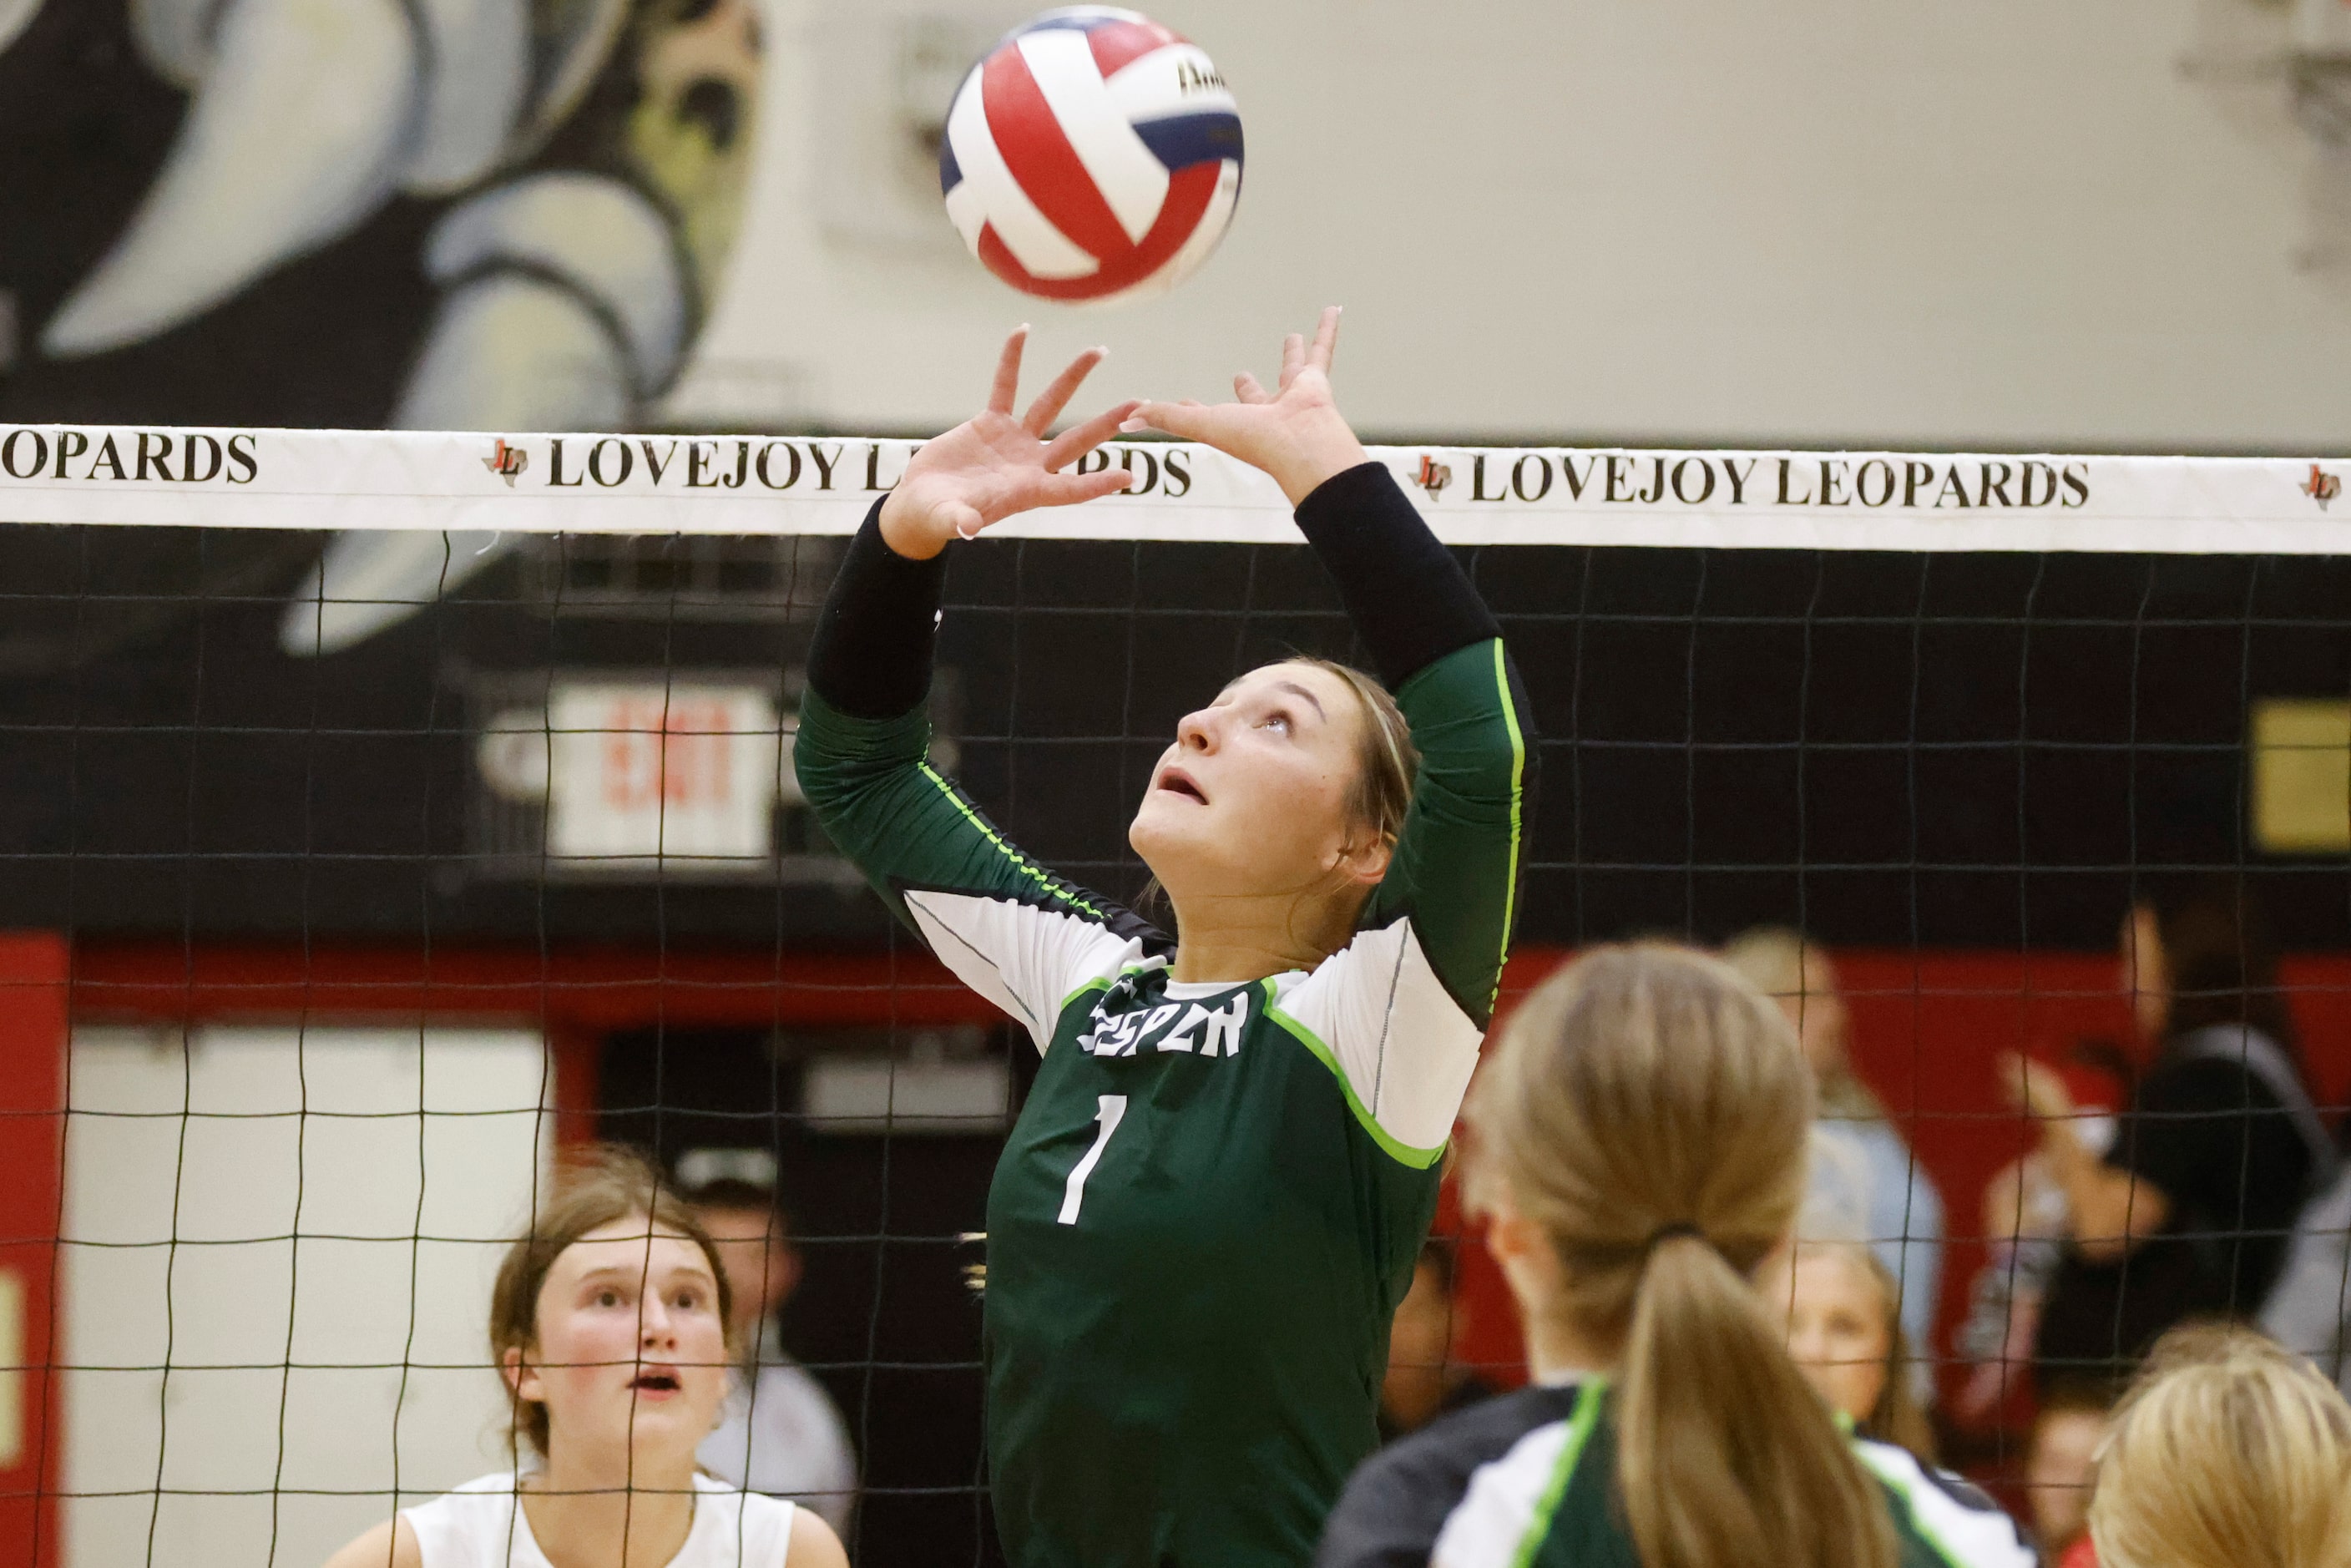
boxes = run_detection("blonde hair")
[1762,1238,1938,1463]
[1719,926,1887,1125]
[489,1144,734,1459]
[1464,944,1898,1568]
[2089,1324,2351,1568]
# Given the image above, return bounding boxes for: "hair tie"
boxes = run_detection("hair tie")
[1645,1222,1704,1257]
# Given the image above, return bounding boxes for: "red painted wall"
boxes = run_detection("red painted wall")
[0,937,67,1568]
[1441,947,2351,1430]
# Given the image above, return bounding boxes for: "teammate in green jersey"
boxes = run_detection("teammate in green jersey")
[1318,946,2035,1568]
[794,309,1533,1568]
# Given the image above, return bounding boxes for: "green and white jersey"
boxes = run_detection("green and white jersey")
[1319,1381,2036,1568]
[795,630,1529,1568]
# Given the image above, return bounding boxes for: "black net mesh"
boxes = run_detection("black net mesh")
[4,522,2347,1566]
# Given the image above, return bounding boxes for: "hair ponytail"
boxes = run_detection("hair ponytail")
[1620,1232,1895,1568]
[1464,944,1898,1568]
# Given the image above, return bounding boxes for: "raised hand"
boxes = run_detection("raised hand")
[1996,1050,2076,1124]
[878,327,1140,561]
[1120,306,1371,508]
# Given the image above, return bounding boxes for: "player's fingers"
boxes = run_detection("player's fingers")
[1023,346,1107,435]
[1308,306,1342,373]
[1277,332,1305,390]
[1234,372,1270,405]
[1041,400,1140,471]
[1034,468,1135,508]
[1120,400,1216,443]
[987,326,1029,416]
[943,501,988,541]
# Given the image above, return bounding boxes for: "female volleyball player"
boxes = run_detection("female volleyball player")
[1317,946,2033,1568]
[321,1146,848,1568]
[795,308,1532,1568]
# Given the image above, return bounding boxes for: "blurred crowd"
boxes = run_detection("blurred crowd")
[1368,884,2351,1567]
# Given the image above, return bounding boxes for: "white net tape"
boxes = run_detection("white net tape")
[0,426,2345,550]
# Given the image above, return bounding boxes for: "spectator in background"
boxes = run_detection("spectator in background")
[1723,928,1946,1381]
[1954,1042,2130,1424]
[1378,1238,1498,1440]
[2012,883,2334,1383]
[1761,1237,1938,1462]
[2088,1323,2351,1568]
[2022,1383,2111,1568]
[678,1149,859,1538]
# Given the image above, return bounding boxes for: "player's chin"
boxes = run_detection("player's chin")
[623,1396,717,1442]
[1127,795,1206,862]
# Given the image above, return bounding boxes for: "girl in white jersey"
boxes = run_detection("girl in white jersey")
[322,1146,849,1568]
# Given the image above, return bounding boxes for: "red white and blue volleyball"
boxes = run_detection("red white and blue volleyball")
[940,8,1244,305]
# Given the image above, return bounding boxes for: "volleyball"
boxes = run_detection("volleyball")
[939,8,1244,305]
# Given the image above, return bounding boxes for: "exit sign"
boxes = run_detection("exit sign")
[544,684,784,867]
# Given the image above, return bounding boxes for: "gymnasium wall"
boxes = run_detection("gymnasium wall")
[670,0,2351,450]
[6,1,2338,448]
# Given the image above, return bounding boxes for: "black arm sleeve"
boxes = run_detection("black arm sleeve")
[805,498,948,721]
[1292,461,1500,689]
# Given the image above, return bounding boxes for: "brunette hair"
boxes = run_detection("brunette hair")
[1290,657,1418,854]
[1463,944,1898,1568]
[1140,657,1419,940]
[2140,879,2300,1060]
[488,1143,734,1459]
[2089,1323,2351,1568]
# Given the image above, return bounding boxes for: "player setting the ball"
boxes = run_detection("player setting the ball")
[794,307,1533,1568]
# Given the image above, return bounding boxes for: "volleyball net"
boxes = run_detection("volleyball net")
[2,427,2347,1568]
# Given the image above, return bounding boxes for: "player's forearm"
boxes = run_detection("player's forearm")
[806,498,946,721]
[1377,640,1534,1027]
[796,503,952,913]
[1292,462,1499,690]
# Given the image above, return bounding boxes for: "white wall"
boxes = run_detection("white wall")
[62,1028,549,1568]
[665,0,2351,451]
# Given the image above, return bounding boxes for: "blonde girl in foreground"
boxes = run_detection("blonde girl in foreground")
[2088,1323,2351,1568]
[1317,945,2031,1568]
[323,1146,849,1568]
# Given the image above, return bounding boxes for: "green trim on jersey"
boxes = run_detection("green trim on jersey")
[1511,1382,1603,1568]
[1059,973,1122,1014]
[918,761,1110,921]
[1264,1003,1445,1169]
[1857,1444,1964,1568]
[795,691,1116,933]
[1489,640,1528,1011]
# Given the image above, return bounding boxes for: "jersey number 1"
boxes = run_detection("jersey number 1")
[1057,1095,1127,1225]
